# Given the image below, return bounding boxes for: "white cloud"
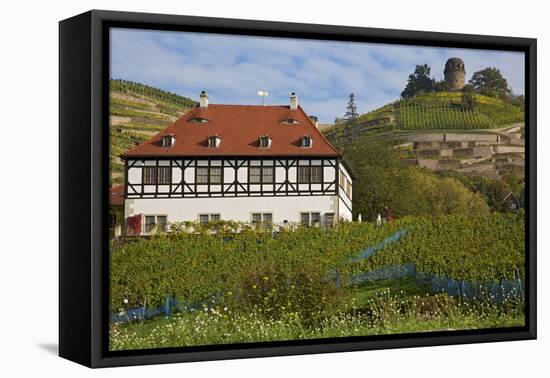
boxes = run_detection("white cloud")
[111,28,525,123]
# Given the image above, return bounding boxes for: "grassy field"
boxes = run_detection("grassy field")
[109,215,525,351]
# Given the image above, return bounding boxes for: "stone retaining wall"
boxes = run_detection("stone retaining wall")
[395,129,524,179]
[494,145,525,154]
[445,133,499,142]
[472,146,493,158]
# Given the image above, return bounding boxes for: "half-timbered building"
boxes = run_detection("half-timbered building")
[121,92,353,235]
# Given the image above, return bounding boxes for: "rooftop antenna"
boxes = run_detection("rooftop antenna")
[257,90,269,106]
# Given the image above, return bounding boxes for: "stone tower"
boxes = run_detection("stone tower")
[444,57,466,90]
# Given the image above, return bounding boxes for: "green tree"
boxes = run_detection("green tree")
[401,64,435,98]
[434,80,451,92]
[334,117,345,124]
[508,94,525,111]
[339,141,489,220]
[436,170,524,212]
[410,171,489,216]
[468,67,511,99]
[343,93,359,122]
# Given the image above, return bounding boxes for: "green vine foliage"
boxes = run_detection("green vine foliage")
[110,220,406,317]
[351,211,525,281]
[111,213,524,319]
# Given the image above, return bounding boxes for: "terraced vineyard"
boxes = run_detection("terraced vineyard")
[396,92,524,130]
[109,80,196,185]
[357,103,395,123]
[323,92,526,180]
[324,92,525,144]
[352,211,525,281]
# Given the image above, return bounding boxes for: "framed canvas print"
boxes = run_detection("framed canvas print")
[59,10,536,368]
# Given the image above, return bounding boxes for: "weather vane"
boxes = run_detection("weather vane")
[257,90,269,106]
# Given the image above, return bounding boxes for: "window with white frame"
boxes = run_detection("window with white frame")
[249,167,261,183]
[145,215,155,232]
[158,167,171,184]
[258,136,271,148]
[298,166,322,183]
[145,215,167,233]
[196,167,222,184]
[300,136,312,148]
[345,178,352,197]
[282,118,300,125]
[157,216,167,231]
[189,117,209,124]
[143,166,157,184]
[207,135,221,148]
[210,167,222,184]
[198,214,221,224]
[196,167,209,184]
[251,213,273,229]
[143,166,171,184]
[262,166,274,183]
[161,135,174,147]
[249,166,274,184]
[300,212,321,227]
[310,166,322,183]
[325,213,335,228]
[298,166,309,183]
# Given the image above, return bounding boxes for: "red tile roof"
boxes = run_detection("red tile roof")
[121,104,340,158]
[110,184,125,206]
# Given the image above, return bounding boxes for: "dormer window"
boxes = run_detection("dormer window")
[207,135,221,148]
[189,117,210,124]
[259,135,272,148]
[301,136,312,148]
[282,118,300,125]
[161,135,175,148]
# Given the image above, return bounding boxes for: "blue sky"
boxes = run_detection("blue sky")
[110,28,525,123]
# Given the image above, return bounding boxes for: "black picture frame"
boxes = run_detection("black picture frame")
[59,9,537,368]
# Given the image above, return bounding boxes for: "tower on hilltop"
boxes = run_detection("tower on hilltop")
[444,57,466,90]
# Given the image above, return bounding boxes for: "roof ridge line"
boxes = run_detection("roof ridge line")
[198,104,290,107]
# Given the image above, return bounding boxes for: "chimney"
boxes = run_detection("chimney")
[309,115,319,128]
[199,91,209,108]
[290,92,298,111]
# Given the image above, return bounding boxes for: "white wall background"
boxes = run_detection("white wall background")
[126,195,339,224]
[0,0,547,376]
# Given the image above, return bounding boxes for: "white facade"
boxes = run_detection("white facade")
[126,195,339,230]
[123,157,352,234]
[338,163,353,221]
